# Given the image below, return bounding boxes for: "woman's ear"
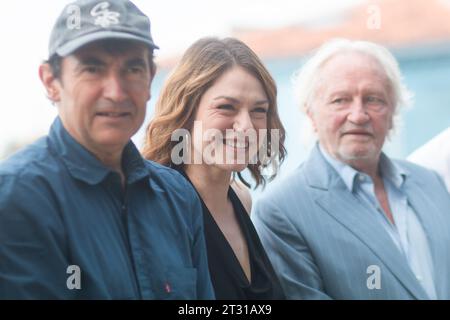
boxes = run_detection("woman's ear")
[39,63,61,103]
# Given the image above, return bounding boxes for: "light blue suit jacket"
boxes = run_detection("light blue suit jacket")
[252,145,450,299]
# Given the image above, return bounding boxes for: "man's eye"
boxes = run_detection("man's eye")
[128,67,144,74]
[366,96,385,104]
[331,98,346,104]
[83,66,100,74]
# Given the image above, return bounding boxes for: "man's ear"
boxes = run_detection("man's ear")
[306,105,318,132]
[388,107,395,130]
[147,63,157,102]
[39,63,61,103]
[388,117,394,131]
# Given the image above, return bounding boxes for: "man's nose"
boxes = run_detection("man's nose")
[103,72,128,102]
[347,99,370,124]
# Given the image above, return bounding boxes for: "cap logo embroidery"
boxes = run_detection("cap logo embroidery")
[90,2,120,28]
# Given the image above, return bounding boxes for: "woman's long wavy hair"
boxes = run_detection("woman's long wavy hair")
[142,37,286,188]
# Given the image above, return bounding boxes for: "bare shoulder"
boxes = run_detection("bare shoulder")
[230,180,252,215]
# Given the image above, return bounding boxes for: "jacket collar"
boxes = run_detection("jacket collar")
[317,144,409,192]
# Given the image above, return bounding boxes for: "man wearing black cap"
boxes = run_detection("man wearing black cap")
[0,0,214,299]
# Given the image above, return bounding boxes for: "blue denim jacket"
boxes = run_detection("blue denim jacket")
[0,117,214,299]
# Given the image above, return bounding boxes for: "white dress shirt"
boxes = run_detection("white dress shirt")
[408,127,450,193]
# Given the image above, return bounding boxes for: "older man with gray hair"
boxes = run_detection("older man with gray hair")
[252,38,450,300]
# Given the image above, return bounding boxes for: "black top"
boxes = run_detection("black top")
[180,172,285,300]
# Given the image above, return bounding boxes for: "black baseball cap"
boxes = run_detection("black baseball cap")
[49,0,159,57]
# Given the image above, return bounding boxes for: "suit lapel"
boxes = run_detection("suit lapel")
[304,145,429,299]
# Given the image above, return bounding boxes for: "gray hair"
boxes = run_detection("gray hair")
[292,38,414,143]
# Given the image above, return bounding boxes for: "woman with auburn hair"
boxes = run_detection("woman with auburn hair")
[142,37,286,299]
